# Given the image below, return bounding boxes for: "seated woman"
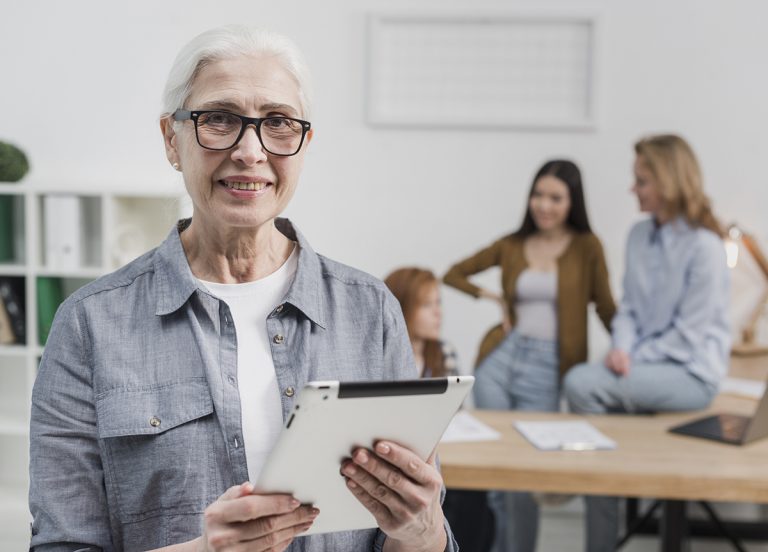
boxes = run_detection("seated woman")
[564,134,731,552]
[385,267,494,552]
[443,160,616,552]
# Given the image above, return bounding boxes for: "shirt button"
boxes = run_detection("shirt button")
[275,304,284,314]
[273,334,285,344]
[149,416,161,428]
[227,375,236,385]
[284,386,295,397]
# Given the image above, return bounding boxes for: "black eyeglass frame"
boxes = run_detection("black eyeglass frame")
[172,109,312,156]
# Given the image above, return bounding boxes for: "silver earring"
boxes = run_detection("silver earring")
[172,162,180,171]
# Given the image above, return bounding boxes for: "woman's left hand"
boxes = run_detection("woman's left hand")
[341,441,447,552]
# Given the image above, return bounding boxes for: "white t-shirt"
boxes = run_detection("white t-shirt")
[199,246,298,483]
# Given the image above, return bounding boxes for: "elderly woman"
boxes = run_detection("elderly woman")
[29,26,454,552]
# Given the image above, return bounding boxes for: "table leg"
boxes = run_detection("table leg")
[660,500,687,552]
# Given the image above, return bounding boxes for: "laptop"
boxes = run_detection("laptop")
[669,377,768,445]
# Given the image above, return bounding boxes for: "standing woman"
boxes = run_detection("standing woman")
[29,26,455,552]
[564,135,731,552]
[443,160,616,552]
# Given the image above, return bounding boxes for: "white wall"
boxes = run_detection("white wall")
[2,0,767,371]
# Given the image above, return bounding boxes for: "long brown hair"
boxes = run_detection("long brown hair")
[634,134,723,236]
[383,267,447,377]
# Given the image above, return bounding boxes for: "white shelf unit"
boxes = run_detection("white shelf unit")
[0,182,188,545]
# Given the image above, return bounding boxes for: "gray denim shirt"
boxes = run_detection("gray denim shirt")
[30,218,457,552]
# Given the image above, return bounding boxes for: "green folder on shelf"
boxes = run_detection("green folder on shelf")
[0,195,15,262]
[37,276,64,346]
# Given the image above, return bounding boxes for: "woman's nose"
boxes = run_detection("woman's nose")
[232,126,268,164]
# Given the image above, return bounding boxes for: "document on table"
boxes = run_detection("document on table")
[514,420,617,451]
[440,411,502,443]
[720,377,766,399]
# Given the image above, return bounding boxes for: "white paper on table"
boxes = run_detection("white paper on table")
[440,411,501,443]
[514,420,617,451]
[720,377,766,399]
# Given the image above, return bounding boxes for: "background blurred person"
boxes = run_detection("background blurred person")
[385,267,495,552]
[564,134,731,552]
[443,160,616,552]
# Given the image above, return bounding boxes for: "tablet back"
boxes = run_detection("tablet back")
[256,376,474,535]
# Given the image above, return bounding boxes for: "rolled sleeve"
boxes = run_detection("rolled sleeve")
[30,299,111,551]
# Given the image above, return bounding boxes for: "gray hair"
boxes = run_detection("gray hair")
[161,25,313,119]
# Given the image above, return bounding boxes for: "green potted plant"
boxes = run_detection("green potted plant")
[0,141,29,182]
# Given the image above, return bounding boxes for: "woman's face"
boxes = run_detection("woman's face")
[529,175,571,232]
[409,282,442,342]
[162,54,312,231]
[632,155,664,215]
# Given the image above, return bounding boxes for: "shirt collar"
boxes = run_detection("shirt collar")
[153,217,327,328]
[650,215,691,246]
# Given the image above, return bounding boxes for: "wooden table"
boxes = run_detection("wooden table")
[438,357,768,551]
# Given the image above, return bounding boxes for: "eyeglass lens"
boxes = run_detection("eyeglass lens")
[196,112,305,155]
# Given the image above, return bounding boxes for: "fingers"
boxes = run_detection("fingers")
[205,489,303,528]
[371,442,442,487]
[238,505,319,541]
[203,501,317,551]
[342,443,442,511]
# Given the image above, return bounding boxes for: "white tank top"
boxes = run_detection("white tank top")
[199,246,298,483]
[514,268,558,341]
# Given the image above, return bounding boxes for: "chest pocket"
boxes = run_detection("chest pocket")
[96,377,219,522]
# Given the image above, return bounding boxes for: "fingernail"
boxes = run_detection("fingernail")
[310,507,320,517]
[291,499,301,508]
[344,464,357,476]
[347,479,358,489]
[376,442,390,455]
[356,450,369,464]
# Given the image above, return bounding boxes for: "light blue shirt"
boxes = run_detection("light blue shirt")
[29,218,457,552]
[611,217,731,387]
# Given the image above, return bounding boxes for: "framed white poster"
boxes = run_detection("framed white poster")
[366,14,597,130]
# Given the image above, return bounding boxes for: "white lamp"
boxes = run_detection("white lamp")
[727,224,768,356]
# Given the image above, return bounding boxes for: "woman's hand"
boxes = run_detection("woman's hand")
[341,441,447,552]
[478,290,513,333]
[198,482,318,552]
[605,349,631,376]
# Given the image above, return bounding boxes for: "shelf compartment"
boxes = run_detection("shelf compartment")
[0,194,25,265]
[0,276,26,346]
[38,194,102,270]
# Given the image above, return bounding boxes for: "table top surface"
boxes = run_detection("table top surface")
[438,356,768,503]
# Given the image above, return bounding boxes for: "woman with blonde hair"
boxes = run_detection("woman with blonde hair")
[564,134,731,552]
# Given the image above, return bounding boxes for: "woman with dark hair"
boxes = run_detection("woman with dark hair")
[443,159,616,552]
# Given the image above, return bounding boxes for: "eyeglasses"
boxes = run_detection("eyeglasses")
[172,110,311,156]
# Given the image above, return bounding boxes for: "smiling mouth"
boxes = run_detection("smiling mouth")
[220,180,270,191]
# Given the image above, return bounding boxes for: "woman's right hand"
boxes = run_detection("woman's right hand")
[479,290,512,333]
[605,349,631,376]
[198,482,318,552]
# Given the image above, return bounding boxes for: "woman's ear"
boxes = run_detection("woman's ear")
[160,116,180,167]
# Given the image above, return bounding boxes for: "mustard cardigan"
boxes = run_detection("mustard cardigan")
[443,232,616,377]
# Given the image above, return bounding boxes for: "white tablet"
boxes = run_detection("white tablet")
[255,376,474,535]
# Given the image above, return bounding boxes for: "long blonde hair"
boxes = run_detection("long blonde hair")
[634,134,722,236]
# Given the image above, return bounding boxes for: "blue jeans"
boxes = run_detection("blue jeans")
[473,331,559,552]
[563,360,718,552]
